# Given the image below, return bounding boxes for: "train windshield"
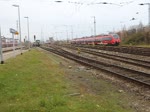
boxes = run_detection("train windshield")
[112,34,119,39]
[102,37,112,41]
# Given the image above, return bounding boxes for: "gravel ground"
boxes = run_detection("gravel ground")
[3,49,28,61]
[64,61,150,112]
[41,47,150,112]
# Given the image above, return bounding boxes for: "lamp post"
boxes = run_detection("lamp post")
[24,16,30,50]
[12,4,22,55]
[0,27,4,64]
[91,16,96,45]
[139,3,150,27]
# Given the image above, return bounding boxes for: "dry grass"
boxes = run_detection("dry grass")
[0,48,134,112]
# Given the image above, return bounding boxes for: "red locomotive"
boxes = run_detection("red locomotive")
[71,34,121,46]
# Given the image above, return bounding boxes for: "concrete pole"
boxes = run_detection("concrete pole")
[92,16,96,45]
[13,5,22,54]
[139,3,150,27]
[17,6,23,54]
[0,27,4,64]
[12,33,16,58]
[148,4,150,27]
[93,16,96,37]
[64,25,69,43]
[16,20,19,47]
[24,17,30,50]
[70,25,74,40]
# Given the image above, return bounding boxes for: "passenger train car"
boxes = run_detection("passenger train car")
[1,37,19,48]
[70,34,121,46]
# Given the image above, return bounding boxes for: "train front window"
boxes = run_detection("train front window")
[113,34,119,39]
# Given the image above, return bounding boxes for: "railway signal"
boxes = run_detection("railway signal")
[34,35,36,41]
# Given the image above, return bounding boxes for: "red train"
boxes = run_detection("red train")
[71,34,121,46]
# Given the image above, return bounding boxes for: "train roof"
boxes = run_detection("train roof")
[71,34,119,41]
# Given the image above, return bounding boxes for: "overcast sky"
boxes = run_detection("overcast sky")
[0,0,149,42]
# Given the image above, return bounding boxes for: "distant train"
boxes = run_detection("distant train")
[33,40,40,47]
[70,34,121,46]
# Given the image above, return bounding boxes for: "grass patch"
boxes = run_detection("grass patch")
[0,49,134,112]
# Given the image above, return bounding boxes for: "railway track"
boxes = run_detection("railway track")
[62,45,150,69]
[41,46,150,88]
[70,45,150,56]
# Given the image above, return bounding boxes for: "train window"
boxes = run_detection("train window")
[102,37,112,41]
[95,38,102,41]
